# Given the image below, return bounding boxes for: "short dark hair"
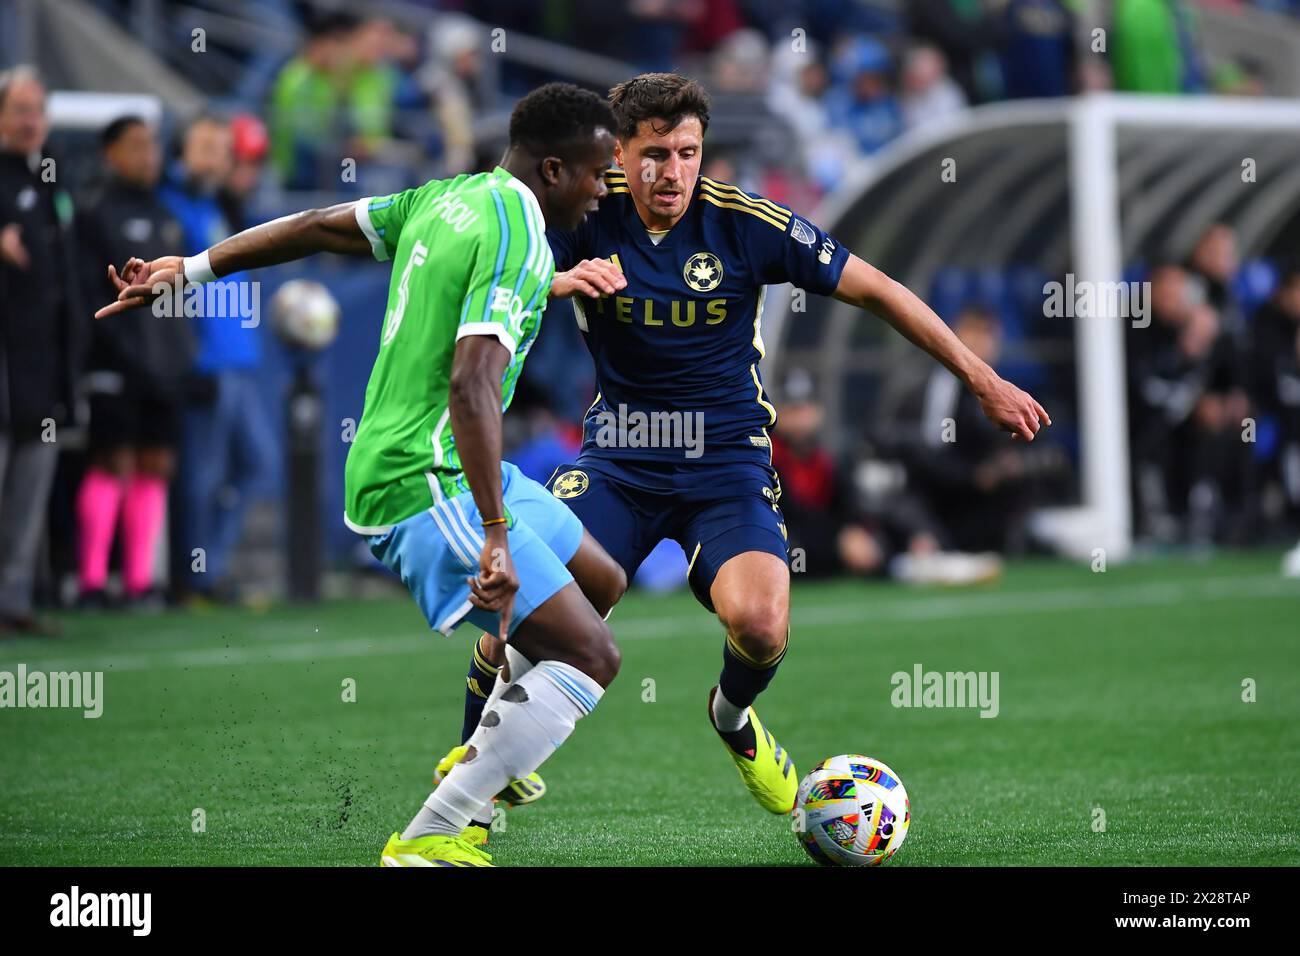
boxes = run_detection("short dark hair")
[509,82,614,161]
[608,72,710,140]
[102,115,147,149]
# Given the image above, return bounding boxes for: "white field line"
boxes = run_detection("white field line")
[2,574,1295,674]
[0,635,434,675]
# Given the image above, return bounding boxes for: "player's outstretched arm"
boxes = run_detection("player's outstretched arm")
[94,201,373,319]
[832,253,1051,442]
[449,334,519,640]
[549,258,626,299]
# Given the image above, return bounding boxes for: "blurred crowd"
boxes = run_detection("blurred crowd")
[61,0,1298,203]
[766,224,1300,582]
[0,66,275,634]
[1128,232,1300,548]
[106,1,1291,201]
[4,1,1300,631]
[430,0,1283,197]
[261,10,483,192]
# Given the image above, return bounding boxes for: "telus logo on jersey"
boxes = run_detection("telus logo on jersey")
[582,248,731,328]
[592,294,729,328]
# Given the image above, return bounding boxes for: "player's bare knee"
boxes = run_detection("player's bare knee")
[592,563,627,617]
[578,618,620,688]
[722,606,788,663]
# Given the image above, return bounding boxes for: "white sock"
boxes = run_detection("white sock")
[467,644,535,823]
[401,804,460,840]
[404,649,537,841]
[711,685,749,732]
[405,660,603,838]
[503,644,535,682]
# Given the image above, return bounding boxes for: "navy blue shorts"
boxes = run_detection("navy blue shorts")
[545,456,789,612]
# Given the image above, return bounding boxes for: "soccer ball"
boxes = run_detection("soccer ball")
[270,279,340,351]
[792,754,910,866]
[1283,541,1300,578]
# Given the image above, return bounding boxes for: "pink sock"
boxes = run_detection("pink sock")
[77,469,126,593]
[122,474,167,597]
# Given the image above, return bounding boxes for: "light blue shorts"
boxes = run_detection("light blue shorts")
[367,462,584,638]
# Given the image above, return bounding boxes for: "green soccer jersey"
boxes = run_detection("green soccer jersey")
[343,166,554,534]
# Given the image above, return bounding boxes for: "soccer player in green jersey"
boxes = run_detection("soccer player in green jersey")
[94,84,626,867]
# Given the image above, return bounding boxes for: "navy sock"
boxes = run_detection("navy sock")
[461,636,500,744]
[717,633,786,711]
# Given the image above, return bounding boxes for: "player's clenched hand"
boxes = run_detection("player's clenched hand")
[94,255,186,319]
[468,527,518,642]
[549,258,626,299]
[975,375,1051,442]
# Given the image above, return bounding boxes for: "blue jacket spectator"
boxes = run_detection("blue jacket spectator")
[159,158,259,372]
[158,116,275,603]
[1001,0,1077,99]
[825,38,903,155]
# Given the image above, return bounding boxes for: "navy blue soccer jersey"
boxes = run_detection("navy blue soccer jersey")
[546,169,850,464]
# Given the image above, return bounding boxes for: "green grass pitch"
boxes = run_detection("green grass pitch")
[1,553,1297,866]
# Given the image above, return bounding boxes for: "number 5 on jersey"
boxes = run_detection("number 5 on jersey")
[382,239,430,346]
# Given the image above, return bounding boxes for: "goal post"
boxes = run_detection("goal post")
[768,93,1300,563]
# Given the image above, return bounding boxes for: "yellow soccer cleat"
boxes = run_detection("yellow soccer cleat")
[379,831,494,867]
[495,773,546,807]
[460,823,489,848]
[434,744,547,808]
[433,744,470,786]
[708,687,798,814]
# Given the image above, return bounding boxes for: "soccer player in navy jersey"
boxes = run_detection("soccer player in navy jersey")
[437,73,1050,833]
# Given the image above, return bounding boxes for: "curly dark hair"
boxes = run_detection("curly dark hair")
[509,82,615,160]
[608,72,710,140]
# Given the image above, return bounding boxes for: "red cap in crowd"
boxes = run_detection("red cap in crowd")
[229,113,269,162]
